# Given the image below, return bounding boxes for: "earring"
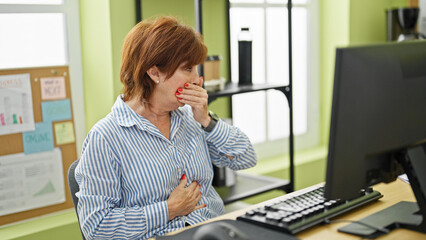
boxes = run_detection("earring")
[156,80,160,84]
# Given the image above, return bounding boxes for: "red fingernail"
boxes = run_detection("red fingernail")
[178,88,183,92]
[181,174,186,180]
[178,97,182,100]
[204,204,207,207]
[176,92,181,95]
[184,83,189,87]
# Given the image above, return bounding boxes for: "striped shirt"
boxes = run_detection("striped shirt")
[75,96,257,239]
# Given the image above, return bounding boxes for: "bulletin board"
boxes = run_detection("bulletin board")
[0,66,76,225]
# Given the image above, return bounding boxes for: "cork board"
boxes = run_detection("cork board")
[0,66,76,225]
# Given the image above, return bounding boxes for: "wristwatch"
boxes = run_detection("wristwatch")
[202,110,219,132]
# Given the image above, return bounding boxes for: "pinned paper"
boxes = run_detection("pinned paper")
[0,73,35,135]
[0,148,65,216]
[40,77,66,100]
[54,121,75,145]
[41,99,72,122]
[22,122,54,154]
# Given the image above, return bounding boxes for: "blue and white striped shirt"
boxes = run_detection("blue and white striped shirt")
[75,96,257,239]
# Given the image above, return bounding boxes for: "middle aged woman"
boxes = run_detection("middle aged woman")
[75,16,257,239]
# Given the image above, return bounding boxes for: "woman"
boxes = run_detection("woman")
[75,16,257,239]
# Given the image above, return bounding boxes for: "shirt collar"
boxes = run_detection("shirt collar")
[111,95,143,129]
[111,95,184,133]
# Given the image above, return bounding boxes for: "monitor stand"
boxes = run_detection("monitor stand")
[338,143,426,238]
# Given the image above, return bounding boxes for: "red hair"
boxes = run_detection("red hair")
[120,16,207,102]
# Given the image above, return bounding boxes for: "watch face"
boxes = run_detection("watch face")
[208,110,219,121]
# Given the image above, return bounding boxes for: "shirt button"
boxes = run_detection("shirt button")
[178,168,181,172]
[169,145,173,149]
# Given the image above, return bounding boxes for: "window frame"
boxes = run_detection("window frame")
[228,0,320,159]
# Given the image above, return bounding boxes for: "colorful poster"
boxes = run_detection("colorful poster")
[41,99,72,122]
[22,122,54,154]
[0,73,35,135]
[54,121,75,145]
[0,148,65,216]
[40,76,66,100]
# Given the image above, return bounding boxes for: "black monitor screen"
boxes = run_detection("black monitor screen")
[325,41,426,202]
[324,41,426,236]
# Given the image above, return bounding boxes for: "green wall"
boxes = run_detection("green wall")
[0,210,80,240]
[319,0,350,146]
[80,0,115,131]
[201,0,231,117]
[80,0,136,131]
[110,0,137,99]
[319,0,409,147]
[349,0,409,44]
[142,0,195,25]
[1,0,411,239]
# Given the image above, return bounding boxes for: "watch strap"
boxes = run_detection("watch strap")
[202,111,219,132]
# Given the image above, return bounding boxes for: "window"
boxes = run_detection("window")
[0,0,85,154]
[0,13,67,69]
[229,0,319,158]
[0,0,62,4]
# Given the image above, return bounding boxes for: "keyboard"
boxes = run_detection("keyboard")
[236,184,383,235]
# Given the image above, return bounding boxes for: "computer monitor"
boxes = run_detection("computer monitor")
[324,40,426,237]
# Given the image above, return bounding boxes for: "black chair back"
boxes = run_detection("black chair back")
[67,159,86,240]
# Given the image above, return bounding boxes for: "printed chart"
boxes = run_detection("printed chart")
[0,74,35,135]
[0,148,65,216]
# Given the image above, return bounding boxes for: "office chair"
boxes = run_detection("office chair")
[67,159,86,240]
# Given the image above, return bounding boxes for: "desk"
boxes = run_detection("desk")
[168,179,425,239]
